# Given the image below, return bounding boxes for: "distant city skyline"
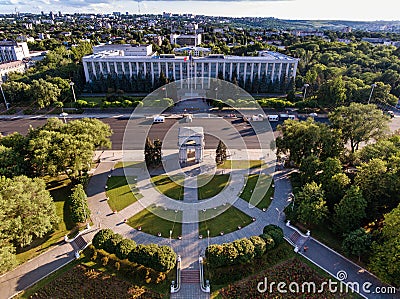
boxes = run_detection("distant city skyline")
[0,0,399,22]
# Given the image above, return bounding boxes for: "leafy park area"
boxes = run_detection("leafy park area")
[277,103,400,287]
[198,206,253,237]
[240,174,274,210]
[127,205,182,239]
[216,160,263,169]
[198,174,230,200]
[0,118,112,275]
[151,174,185,200]
[106,176,142,212]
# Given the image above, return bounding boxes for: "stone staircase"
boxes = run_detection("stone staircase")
[289,231,301,245]
[181,270,200,284]
[71,235,88,251]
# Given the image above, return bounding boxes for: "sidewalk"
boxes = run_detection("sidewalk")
[0,242,76,299]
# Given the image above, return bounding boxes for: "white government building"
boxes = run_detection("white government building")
[82,44,299,89]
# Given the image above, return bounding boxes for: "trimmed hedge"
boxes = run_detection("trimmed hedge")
[92,229,176,273]
[205,236,267,268]
[92,229,114,250]
[263,224,284,245]
[115,239,136,260]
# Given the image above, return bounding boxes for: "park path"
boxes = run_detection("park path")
[1,150,398,299]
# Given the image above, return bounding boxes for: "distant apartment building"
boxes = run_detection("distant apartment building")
[82,44,299,90]
[0,41,30,63]
[291,30,325,37]
[0,60,26,82]
[361,37,400,46]
[213,28,224,34]
[93,44,153,56]
[170,34,202,46]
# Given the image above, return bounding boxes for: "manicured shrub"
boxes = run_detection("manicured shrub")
[92,229,114,250]
[115,238,136,260]
[128,244,176,273]
[232,238,255,264]
[68,184,90,224]
[249,236,266,257]
[206,236,269,268]
[263,225,284,245]
[103,233,124,254]
[260,233,276,250]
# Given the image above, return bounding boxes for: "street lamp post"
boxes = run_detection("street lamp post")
[207,229,210,249]
[169,230,172,244]
[303,83,310,101]
[290,192,296,211]
[70,81,77,103]
[368,83,377,104]
[0,81,8,111]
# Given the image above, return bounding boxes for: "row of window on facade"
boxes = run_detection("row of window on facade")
[85,61,296,83]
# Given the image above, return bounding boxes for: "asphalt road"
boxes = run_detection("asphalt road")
[1,115,398,150]
[0,117,272,150]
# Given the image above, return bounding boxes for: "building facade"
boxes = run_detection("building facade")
[0,41,30,63]
[170,34,202,46]
[0,61,26,82]
[82,45,299,91]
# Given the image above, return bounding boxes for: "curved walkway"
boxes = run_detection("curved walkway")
[1,150,397,299]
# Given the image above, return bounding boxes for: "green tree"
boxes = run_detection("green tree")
[329,103,389,153]
[145,137,155,167]
[323,173,351,208]
[333,186,367,235]
[71,41,92,62]
[68,184,91,224]
[297,182,328,226]
[29,78,61,108]
[369,203,400,286]
[276,118,343,165]
[299,155,321,184]
[342,228,372,261]
[317,76,347,107]
[0,176,59,247]
[355,158,390,217]
[0,240,17,275]
[215,140,227,165]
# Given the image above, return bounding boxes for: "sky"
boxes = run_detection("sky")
[0,0,399,21]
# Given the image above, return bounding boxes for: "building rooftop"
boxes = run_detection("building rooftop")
[174,46,211,53]
[84,50,298,62]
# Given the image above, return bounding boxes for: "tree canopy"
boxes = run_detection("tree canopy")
[329,103,389,153]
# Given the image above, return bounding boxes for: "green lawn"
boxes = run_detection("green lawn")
[151,175,185,200]
[239,174,274,210]
[114,161,144,169]
[217,160,264,169]
[127,206,182,238]
[198,205,253,237]
[16,175,74,265]
[198,174,230,200]
[106,176,142,212]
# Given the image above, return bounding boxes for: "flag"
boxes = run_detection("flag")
[184,56,188,62]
